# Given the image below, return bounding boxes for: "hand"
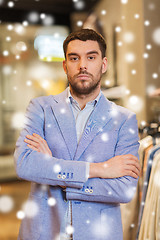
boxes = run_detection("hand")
[89,154,141,179]
[24,133,52,157]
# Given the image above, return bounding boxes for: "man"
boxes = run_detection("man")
[14,29,140,240]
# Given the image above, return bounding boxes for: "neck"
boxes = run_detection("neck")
[69,86,101,110]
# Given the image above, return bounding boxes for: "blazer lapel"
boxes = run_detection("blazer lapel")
[50,89,78,160]
[74,94,114,161]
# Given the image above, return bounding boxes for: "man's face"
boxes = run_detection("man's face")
[63,40,107,95]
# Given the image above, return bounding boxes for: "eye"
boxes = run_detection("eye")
[69,56,79,61]
[88,56,96,60]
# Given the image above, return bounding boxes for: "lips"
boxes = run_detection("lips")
[77,74,90,78]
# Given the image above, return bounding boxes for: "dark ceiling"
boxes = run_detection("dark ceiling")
[0,0,100,28]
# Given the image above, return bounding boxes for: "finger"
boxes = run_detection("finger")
[27,144,39,152]
[24,138,38,147]
[125,158,141,170]
[126,170,139,179]
[125,154,139,161]
[25,137,46,154]
[26,134,40,143]
[32,134,51,154]
[125,165,140,177]
[26,134,47,152]
[33,133,44,140]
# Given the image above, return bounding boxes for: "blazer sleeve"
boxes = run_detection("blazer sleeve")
[66,113,140,204]
[14,98,88,189]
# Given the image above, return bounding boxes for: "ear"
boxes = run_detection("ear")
[102,57,108,74]
[63,60,67,74]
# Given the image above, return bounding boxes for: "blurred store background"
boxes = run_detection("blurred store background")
[0,0,160,239]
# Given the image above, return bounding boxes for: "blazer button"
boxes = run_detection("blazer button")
[85,189,90,193]
[57,174,61,179]
[90,189,93,193]
[62,175,66,179]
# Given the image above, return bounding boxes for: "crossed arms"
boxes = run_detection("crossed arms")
[24,133,140,180]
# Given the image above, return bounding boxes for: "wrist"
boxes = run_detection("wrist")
[89,162,103,178]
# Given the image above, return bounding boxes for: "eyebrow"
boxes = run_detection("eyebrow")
[67,50,99,57]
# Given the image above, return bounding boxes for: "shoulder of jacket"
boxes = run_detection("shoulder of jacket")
[110,101,136,119]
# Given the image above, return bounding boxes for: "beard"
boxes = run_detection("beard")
[67,70,102,95]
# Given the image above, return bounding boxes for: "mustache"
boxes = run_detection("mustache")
[74,70,93,78]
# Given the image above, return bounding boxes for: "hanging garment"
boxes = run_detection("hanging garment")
[138,150,160,240]
[136,144,160,239]
[121,136,152,240]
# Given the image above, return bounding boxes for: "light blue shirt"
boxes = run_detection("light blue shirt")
[68,89,102,144]
[61,88,102,240]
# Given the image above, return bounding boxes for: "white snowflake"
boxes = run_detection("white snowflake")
[125,52,136,63]
[123,32,135,43]
[11,111,25,129]
[60,108,66,114]
[0,195,14,213]
[144,20,150,26]
[129,128,135,134]
[146,85,156,95]
[152,27,160,45]
[66,225,74,235]
[28,11,39,23]
[22,200,39,218]
[143,181,148,186]
[121,0,128,4]
[125,186,136,199]
[77,21,83,27]
[16,210,25,219]
[101,133,108,142]
[152,73,158,79]
[53,164,61,173]
[130,223,135,228]
[7,24,13,31]
[40,13,46,19]
[143,53,149,59]
[141,201,145,206]
[101,10,107,15]
[26,80,32,86]
[117,41,123,46]
[86,155,94,163]
[42,15,55,26]
[22,21,29,27]
[8,1,14,8]
[126,95,143,113]
[6,36,11,41]
[146,44,152,50]
[2,65,12,75]
[74,0,85,10]
[86,219,90,224]
[91,217,110,238]
[140,120,147,127]
[110,109,118,117]
[48,197,56,206]
[3,50,9,56]
[152,211,155,216]
[153,170,160,187]
[134,14,140,19]
[15,55,20,60]
[131,69,136,75]
[115,26,121,32]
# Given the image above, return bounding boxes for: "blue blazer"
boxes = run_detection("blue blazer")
[14,88,139,240]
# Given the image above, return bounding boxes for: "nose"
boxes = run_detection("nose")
[79,58,87,71]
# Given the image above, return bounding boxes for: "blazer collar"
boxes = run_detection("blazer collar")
[51,89,114,161]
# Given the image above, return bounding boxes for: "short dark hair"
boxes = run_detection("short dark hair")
[63,28,107,59]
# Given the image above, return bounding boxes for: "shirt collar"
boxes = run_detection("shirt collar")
[67,87,102,107]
